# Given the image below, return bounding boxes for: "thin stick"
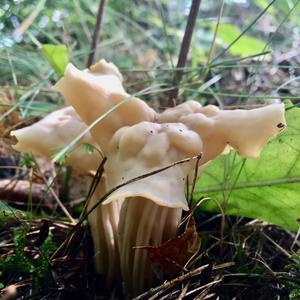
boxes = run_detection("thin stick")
[260,231,292,259]
[39,171,76,224]
[177,282,190,300]
[79,157,107,219]
[86,0,106,67]
[205,0,225,66]
[187,277,222,298]
[32,157,76,224]
[167,0,202,106]
[189,155,201,204]
[133,264,209,300]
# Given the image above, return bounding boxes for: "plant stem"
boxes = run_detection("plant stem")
[86,0,106,67]
[205,0,225,69]
[167,0,202,106]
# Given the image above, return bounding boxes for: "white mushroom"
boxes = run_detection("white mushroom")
[11,59,286,296]
[157,100,286,162]
[52,60,286,295]
[11,107,100,174]
[100,100,286,294]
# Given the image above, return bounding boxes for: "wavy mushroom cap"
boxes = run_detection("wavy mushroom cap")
[102,102,286,210]
[158,101,286,163]
[11,107,101,174]
[103,121,203,210]
[53,59,156,153]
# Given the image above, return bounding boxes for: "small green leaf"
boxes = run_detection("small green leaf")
[195,104,300,231]
[41,44,68,76]
[0,201,25,221]
[20,154,36,169]
[82,142,95,154]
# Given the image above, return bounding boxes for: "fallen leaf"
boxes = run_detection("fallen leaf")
[143,222,200,279]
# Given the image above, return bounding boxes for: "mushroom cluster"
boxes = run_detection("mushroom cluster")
[11,59,286,296]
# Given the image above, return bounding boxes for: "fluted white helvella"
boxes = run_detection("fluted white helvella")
[11,59,286,296]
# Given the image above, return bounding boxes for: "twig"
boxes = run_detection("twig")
[291,226,300,250]
[79,157,107,219]
[32,157,76,224]
[179,197,210,230]
[260,231,292,259]
[151,264,231,300]
[14,0,46,37]
[86,0,106,67]
[133,264,209,300]
[189,155,201,204]
[177,282,190,300]
[187,277,222,299]
[167,0,202,106]
[39,172,76,224]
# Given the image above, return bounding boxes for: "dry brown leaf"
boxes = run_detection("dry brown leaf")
[145,222,201,279]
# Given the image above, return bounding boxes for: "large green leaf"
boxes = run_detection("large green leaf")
[41,44,68,76]
[216,24,265,57]
[195,104,300,230]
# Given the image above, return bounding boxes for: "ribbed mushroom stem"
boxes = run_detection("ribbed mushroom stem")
[88,182,122,287]
[118,197,182,295]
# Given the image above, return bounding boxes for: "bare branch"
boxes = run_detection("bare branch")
[167,0,202,106]
[86,0,106,67]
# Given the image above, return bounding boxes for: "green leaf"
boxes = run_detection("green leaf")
[0,201,25,221]
[20,154,37,168]
[216,24,266,57]
[195,104,300,231]
[41,44,68,76]
[81,142,95,154]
